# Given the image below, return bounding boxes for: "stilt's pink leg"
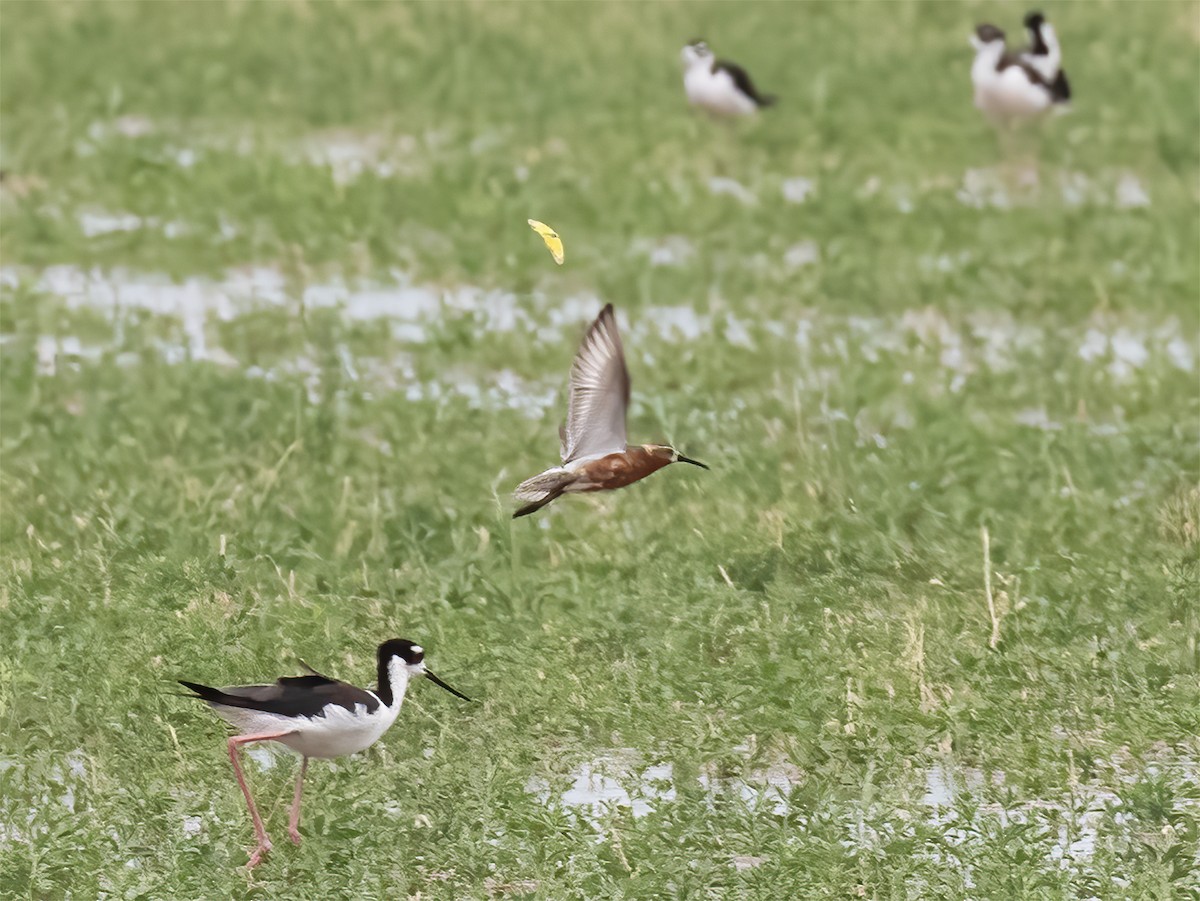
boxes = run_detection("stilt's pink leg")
[287,757,308,845]
[227,731,296,868]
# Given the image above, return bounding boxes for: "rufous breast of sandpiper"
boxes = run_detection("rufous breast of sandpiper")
[512,303,708,518]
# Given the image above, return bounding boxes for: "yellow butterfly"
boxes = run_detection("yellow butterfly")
[527,219,564,265]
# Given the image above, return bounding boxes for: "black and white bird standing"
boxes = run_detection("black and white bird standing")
[179,638,470,868]
[1019,11,1071,102]
[969,20,1070,127]
[680,39,776,118]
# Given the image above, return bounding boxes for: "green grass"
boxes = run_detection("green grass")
[1,2,1198,898]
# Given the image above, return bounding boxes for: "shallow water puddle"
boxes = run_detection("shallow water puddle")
[918,762,1127,865]
[401,367,557,418]
[299,131,402,183]
[524,750,1199,869]
[2,266,1195,399]
[0,749,89,844]
[956,167,1153,210]
[708,176,757,206]
[781,177,816,205]
[524,751,671,823]
[559,761,675,818]
[525,749,798,825]
[76,117,430,183]
[783,241,821,270]
[71,119,1157,214]
[75,210,192,240]
[1,264,527,346]
[246,747,277,772]
[630,235,695,268]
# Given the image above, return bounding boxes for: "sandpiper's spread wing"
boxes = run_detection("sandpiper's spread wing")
[179,675,382,718]
[715,59,776,107]
[560,304,630,463]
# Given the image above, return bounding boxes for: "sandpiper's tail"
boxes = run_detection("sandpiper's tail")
[513,469,575,518]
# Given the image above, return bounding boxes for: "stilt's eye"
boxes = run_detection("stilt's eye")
[411,645,424,657]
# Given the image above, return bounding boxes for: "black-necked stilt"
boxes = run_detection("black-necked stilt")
[179,638,469,868]
[680,39,776,118]
[1020,12,1071,102]
[970,22,1070,127]
[511,304,708,518]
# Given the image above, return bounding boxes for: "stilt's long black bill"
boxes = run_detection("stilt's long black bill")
[425,670,471,701]
[677,455,709,470]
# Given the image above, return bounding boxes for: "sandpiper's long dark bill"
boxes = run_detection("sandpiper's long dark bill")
[680,38,776,118]
[969,15,1070,127]
[179,638,468,869]
[511,304,707,518]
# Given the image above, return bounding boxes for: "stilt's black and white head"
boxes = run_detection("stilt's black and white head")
[680,38,715,70]
[970,23,1007,52]
[378,639,470,701]
[680,38,776,118]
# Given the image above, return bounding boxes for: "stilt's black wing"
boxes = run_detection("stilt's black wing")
[1050,69,1071,103]
[996,53,1070,107]
[179,676,381,717]
[997,53,1053,89]
[715,59,776,108]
